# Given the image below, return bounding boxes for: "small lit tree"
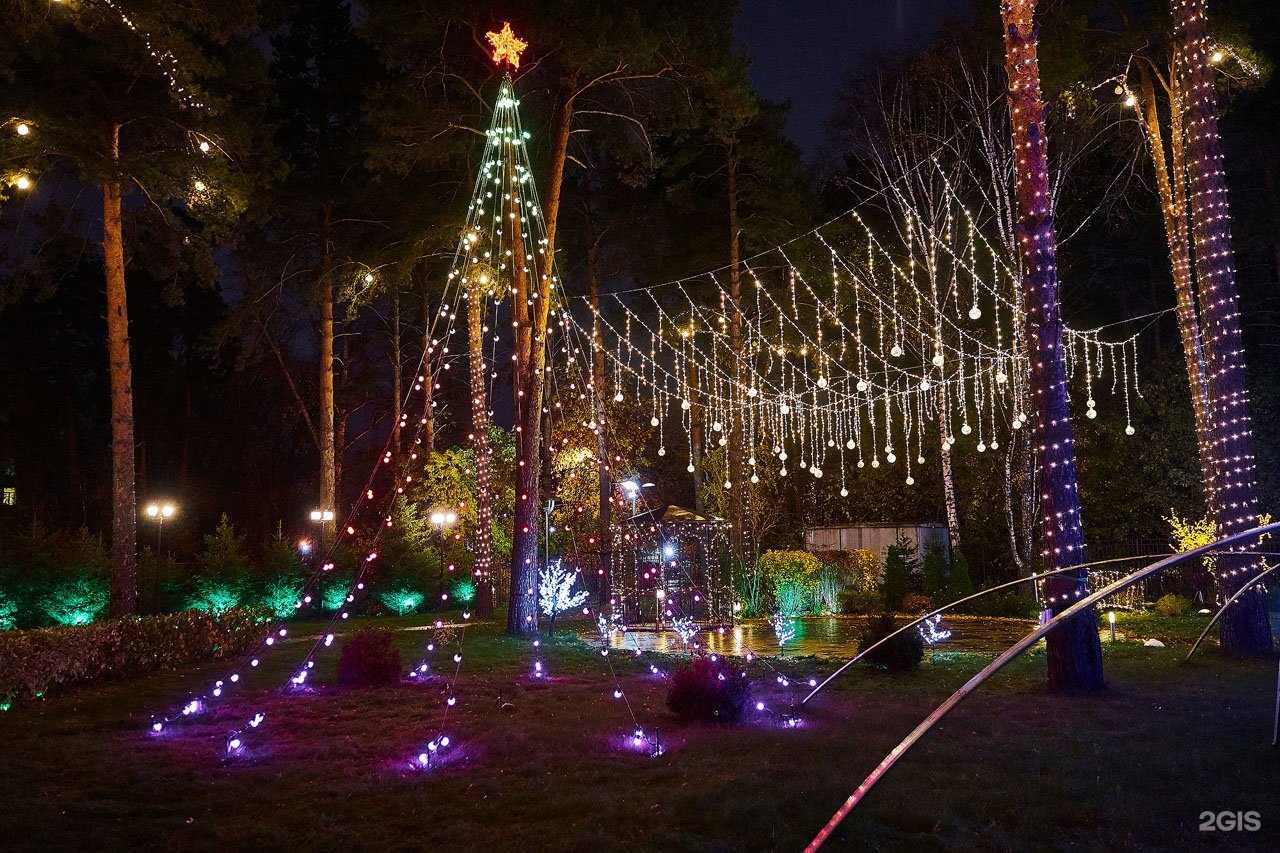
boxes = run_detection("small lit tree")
[538,560,588,636]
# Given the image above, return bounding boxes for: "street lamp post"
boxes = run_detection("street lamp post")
[310,508,335,549]
[429,510,457,611]
[620,480,655,517]
[144,501,177,612]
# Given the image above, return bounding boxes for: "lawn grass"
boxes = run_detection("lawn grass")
[1,614,1277,851]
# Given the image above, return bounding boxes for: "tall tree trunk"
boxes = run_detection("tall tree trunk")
[587,236,614,610]
[937,381,962,552]
[1173,0,1273,655]
[391,289,403,464]
[318,203,336,540]
[507,87,574,635]
[726,147,749,568]
[103,121,137,617]
[689,360,705,515]
[1137,65,1215,490]
[1001,0,1104,689]
[468,280,495,618]
[418,270,435,454]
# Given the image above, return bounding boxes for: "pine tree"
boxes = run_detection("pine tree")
[947,551,975,602]
[881,538,911,613]
[922,546,948,599]
[0,1,266,615]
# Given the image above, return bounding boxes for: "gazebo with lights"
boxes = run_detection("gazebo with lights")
[614,505,732,627]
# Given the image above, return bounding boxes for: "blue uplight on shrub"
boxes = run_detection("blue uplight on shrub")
[377,585,424,616]
[41,575,109,626]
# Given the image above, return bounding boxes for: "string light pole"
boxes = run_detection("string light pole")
[1000,0,1104,688]
[430,510,458,611]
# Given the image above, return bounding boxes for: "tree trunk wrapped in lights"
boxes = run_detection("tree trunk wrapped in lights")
[1136,66,1214,491]
[1000,0,1104,689]
[467,279,495,618]
[1172,0,1273,655]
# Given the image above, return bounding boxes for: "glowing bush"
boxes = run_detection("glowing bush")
[377,585,424,616]
[1154,593,1192,617]
[319,575,353,612]
[450,579,476,604]
[187,576,247,616]
[41,575,109,626]
[758,550,822,616]
[0,590,16,630]
[260,575,304,619]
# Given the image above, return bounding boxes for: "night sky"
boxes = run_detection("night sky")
[736,0,969,161]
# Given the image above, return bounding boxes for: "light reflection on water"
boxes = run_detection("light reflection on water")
[593,616,1035,658]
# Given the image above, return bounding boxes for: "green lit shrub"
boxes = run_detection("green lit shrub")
[41,575,108,626]
[187,576,247,616]
[337,628,403,687]
[758,550,822,616]
[838,587,882,614]
[377,584,424,616]
[857,613,924,672]
[666,656,751,723]
[0,589,16,630]
[0,608,260,705]
[1154,593,1193,617]
[450,578,476,605]
[319,574,353,612]
[260,574,304,619]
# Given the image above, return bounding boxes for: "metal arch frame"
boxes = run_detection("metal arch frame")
[1184,559,1280,662]
[801,553,1176,707]
[804,522,1280,851]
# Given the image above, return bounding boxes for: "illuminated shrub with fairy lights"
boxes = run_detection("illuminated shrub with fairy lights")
[40,575,108,626]
[857,613,923,672]
[377,585,424,616]
[666,657,751,723]
[337,628,403,687]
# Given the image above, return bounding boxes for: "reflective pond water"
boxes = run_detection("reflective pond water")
[590,615,1037,659]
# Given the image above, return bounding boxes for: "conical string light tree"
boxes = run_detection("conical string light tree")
[1172,0,1273,654]
[1000,0,1103,688]
[451,23,556,634]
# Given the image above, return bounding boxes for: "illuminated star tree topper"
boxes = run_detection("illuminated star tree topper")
[486,22,528,70]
